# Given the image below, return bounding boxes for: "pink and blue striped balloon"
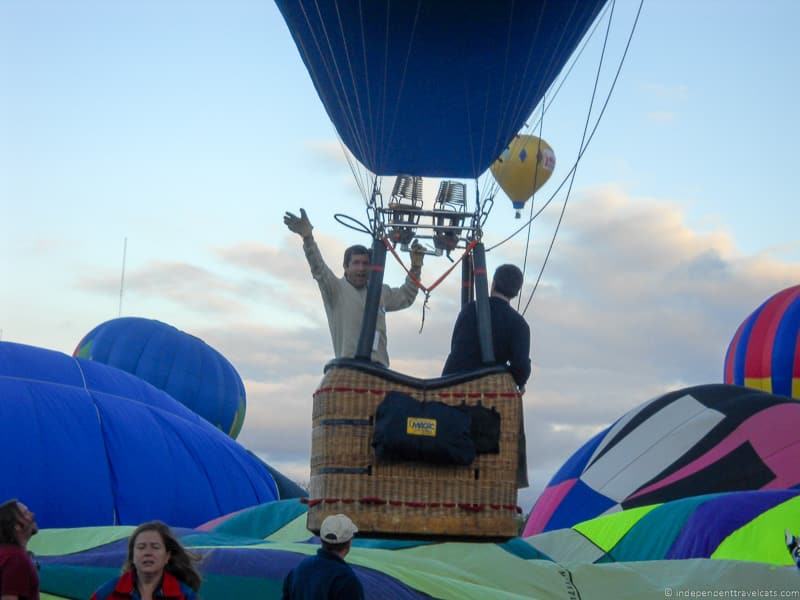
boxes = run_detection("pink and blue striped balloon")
[724,285,800,399]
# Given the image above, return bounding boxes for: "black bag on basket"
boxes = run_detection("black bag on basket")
[458,402,501,454]
[372,391,476,466]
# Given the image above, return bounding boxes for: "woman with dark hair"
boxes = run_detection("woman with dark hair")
[0,499,39,600]
[90,521,201,600]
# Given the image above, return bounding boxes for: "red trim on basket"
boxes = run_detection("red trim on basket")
[458,503,485,513]
[314,386,521,400]
[432,391,520,400]
[316,381,521,398]
[360,497,387,506]
[314,386,394,397]
[304,497,521,513]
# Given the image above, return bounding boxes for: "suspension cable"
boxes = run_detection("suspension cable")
[520,0,644,316]
[479,0,613,214]
[486,0,643,254]
[517,94,546,312]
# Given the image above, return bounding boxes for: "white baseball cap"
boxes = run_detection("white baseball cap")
[320,514,358,543]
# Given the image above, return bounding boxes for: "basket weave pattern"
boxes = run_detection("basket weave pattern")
[308,366,522,537]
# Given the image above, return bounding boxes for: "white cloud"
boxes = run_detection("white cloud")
[646,111,675,123]
[304,139,349,168]
[642,83,689,102]
[79,260,249,316]
[303,139,370,200]
[640,83,686,124]
[66,185,800,511]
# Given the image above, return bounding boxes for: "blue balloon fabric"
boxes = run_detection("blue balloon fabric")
[275,0,607,178]
[74,317,246,438]
[0,341,278,529]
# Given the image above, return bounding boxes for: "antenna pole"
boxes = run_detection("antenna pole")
[118,237,127,317]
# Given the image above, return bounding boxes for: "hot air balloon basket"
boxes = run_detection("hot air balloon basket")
[307,359,523,538]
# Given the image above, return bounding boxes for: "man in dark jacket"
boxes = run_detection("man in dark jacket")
[282,514,364,600]
[442,264,531,389]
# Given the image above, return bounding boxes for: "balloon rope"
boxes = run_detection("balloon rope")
[383,237,478,294]
[383,237,478,332]
[486,0,643,255]
[320,0,373,171]
[527,2,611,139]
[382,1,423,166]
[72,355,121,524]
[494,1,576,168]
[353,0,378,172]
[486,0,525,176]
[522,0,634,317]
[479,2,611,209]
[339,138,370,203]
[517,106,546,312]
[292,1,373,178]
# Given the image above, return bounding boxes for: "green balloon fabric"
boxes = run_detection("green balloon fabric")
[31,497,800,600]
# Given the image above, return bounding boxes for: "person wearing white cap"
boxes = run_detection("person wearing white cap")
[281,514,364,599]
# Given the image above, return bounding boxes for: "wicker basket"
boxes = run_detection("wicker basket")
[307,360,523,538]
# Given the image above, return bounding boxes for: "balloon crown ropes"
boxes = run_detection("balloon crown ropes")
[274,0,604,177]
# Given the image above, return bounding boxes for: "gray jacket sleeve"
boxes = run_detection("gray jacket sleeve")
[381,273,420,311]
[303,238,339,305]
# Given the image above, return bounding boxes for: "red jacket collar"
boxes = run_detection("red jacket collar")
[113,570,184,597]
[161,571,183,596]
[114,571,135,594]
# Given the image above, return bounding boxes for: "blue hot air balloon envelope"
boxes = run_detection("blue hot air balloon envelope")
[74,317,246,438]
[274,0,606,177]
[0,341,278,528]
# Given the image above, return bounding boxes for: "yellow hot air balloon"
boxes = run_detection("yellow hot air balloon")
[490,134,556,218]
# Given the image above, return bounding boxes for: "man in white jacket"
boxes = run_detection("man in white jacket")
[284,208,424,367]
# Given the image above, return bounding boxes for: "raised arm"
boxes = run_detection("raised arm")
[383,240,425,311]
[284,208,339,302]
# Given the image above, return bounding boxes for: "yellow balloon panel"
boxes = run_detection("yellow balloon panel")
[491,134,556,205]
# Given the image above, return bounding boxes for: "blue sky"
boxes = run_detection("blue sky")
[2,0,799,507]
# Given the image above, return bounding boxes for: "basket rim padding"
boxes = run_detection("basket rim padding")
[323,358,509,390]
